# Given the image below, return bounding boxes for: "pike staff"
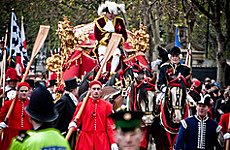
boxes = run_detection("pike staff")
[0,29,8,107]
[65,33,122,140]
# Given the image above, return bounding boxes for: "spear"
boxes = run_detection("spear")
[65,33,122,140]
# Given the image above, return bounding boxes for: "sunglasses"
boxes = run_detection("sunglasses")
[20,90,28,92]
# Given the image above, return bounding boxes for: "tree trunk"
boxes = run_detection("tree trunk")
[215,31,225,86]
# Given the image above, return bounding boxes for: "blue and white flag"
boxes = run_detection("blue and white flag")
[175,27,180,48]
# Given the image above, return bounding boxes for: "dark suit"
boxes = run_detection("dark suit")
[53,93,77,133]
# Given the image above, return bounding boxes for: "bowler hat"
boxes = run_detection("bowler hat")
[169,46,181,55]
[197,94,211,107]
[109,111,145,132]
[64,78,79,91]
[26,85,58,122]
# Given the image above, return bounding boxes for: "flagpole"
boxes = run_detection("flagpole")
[0,28,8,107]
[8,11,14,63]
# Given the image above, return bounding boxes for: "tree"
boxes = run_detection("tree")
[190,0,230,86]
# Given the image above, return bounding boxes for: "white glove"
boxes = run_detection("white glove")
[68,121,77,130]
[223,133,230,140]
[111,143,119,150]
[0,122,8,130]
[162,86,167,93]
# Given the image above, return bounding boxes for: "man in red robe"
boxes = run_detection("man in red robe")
[68,80,118,150]
[94,1,127,76]
[0,82,33,150]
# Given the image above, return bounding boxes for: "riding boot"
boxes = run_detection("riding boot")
[99,55,107,74]
[111,55,120,74]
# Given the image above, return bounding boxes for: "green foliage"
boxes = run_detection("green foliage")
[0,0,229,61]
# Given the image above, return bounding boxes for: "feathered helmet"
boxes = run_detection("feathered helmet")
[97,1,126,16]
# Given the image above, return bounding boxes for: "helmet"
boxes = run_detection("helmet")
[26,85,58,122]
[169,46,181,55]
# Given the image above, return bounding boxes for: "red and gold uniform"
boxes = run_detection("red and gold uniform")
[94,15,127,74]
[94,15,127,46]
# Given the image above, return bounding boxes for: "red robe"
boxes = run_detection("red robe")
[219,113,230,133]
[0,98,33,150]
[72,97,115,150]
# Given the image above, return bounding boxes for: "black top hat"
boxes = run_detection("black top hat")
[64,78,79,91]
[197,94,211,107]
[26,85,58,122]
[169,46,181,55]
[48,80,57,88]
[109,111,145,132]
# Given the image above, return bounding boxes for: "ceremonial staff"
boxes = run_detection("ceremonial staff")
[0,26,50,135]
[65,33,122,140]
[0,29,8,107]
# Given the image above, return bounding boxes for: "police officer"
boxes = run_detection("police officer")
[9,85,71,150]
[175,94,222,150]
[109,111,145,150]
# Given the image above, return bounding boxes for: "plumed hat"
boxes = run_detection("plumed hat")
[6,67,19,81]
[17,82,30,90]
[169,46,181,55]
[26,85,58,122]
[89,80,102,88]
[64,78,80,91]
[110,111,145,132]
[97,1,126,16]
[197,94,211,107]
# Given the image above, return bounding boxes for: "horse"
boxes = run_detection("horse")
[155,75,190,150]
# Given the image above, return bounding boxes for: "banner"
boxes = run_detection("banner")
[9,12,28,77]
[175,27,180,47]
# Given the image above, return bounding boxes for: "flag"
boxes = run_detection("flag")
[185,43,192,68]
[175,27,180,47]
[9,12,28,78]
[20,16,29,68]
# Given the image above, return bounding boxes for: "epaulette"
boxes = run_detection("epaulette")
[114,16,124,21]
[160,62,170,68]
[180,119,187,129]
[216,125,222,133]
[16,131,30,143]
[94,15,105,22]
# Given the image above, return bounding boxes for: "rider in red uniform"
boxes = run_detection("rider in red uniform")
[94,1,127,76]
